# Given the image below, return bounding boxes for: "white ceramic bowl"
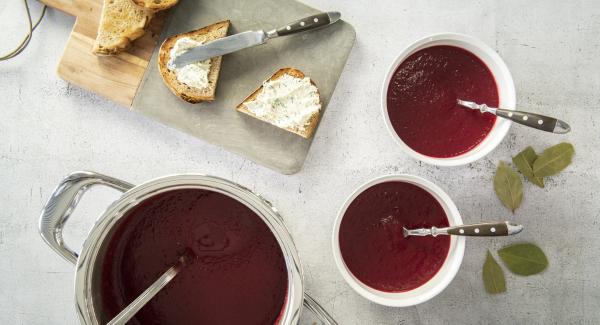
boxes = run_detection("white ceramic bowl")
[381,33,516,166]
[332,174,465,307]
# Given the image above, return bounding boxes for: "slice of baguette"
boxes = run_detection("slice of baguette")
[132,0,178,11]
[158,20,230,103]
[92,0,154,55]
[236,68,321,139]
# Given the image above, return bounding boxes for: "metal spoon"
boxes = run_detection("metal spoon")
[403,221,523,238]
[107,251,194,325]
[457,99,571,134]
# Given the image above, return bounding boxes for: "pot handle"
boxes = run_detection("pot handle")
[303,293,338,325]
[38,171,134,265]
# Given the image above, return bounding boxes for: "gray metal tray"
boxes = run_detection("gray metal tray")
[132,0,355,174]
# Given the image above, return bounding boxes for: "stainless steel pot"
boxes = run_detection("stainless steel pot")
[39,171,336,325]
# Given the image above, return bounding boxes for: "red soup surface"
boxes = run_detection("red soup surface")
[386,45,499,158]
[339,181,450,292]
[101,189,288,325]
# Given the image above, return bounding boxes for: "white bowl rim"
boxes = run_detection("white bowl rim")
[331,174,465,307]
[381,32,516,166]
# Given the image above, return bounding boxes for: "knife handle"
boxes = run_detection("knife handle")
[270,12,341,38]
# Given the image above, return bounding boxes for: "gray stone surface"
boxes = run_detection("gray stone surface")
[133,0,355,174]
[1,0,598,324]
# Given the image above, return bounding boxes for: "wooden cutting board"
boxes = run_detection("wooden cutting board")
[42,0,355,174]
[40,0,166,107]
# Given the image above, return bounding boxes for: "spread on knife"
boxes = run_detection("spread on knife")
[158,20,230,103]
[168,37,212,90]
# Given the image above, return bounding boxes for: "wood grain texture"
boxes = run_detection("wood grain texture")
[40,0,165,106]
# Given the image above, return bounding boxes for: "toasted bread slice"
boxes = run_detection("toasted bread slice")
[158,21,230,103]
[93,0,154,55]
[132,0,178,11]
[237,68,322,139]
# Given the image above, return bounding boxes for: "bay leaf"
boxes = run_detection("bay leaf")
[532,142,574,177]
[493,161,523,213]
[483,250,506,294]
[498,243,548,276]
[512,146,544,188]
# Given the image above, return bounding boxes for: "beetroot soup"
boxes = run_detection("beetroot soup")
[100,189,288,325]
[386,45,498,158]
[339,181,450,292]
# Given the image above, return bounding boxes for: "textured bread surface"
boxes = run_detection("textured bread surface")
[158,20,230,103]
[92,0,155,55]
[236,68,321,139]
[132,0,178,11]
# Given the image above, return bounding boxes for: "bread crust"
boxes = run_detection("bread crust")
[131,0,178,11]
[236,68,321,139]
[158,20,230,103]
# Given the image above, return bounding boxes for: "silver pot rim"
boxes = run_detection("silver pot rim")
[40,171,339,324]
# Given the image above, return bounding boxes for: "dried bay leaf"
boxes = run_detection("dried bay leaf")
[483,250,506,294]
[498,243,548,276]
[533,142,574,177]
[494,161,523,212]
[513,146,544,188]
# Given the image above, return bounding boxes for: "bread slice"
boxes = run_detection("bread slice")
[132,0,178,11]
[92,0,154,55]
[158,21,230,103]
[236,68,322,139]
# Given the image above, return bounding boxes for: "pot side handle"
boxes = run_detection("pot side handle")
[38,171,134,265]
[303,293,338,325]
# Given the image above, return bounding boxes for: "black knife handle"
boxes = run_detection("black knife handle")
[273,12,341,37]
[496,109,571,134]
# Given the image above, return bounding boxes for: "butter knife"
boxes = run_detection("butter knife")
[172,12,341,67]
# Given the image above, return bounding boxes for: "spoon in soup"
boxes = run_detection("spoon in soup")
[457,99,571,134]
[107,248,196,325]
[403,221,523,238]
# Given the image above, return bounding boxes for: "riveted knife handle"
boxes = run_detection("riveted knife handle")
[272,12,341,37]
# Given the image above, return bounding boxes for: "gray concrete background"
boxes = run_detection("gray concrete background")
[1,0,598,324]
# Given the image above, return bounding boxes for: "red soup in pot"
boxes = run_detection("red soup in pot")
[386,45,499,158]
[339,181,450,292]
[100,189,288,325]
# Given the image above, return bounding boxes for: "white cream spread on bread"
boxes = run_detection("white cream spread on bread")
[168,37,211,90]
[243,74,321,131]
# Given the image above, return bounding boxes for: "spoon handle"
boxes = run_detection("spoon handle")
[107,264,180,325]
[496,109,571,134]
[404,221,523,237]
[445,221,522,236]
[456,100,571,134]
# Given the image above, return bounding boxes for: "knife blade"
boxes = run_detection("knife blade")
[172,31,267,67]
[171,11,341,67]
